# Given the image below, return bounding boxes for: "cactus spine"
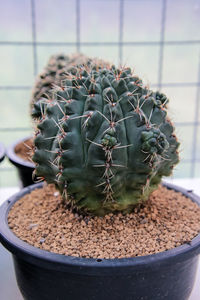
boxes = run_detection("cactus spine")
[33,62,179,216]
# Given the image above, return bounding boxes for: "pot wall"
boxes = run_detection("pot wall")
[13,254,198,300]
[6,137,35,187]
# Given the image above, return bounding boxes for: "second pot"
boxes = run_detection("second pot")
[6,136,35,187]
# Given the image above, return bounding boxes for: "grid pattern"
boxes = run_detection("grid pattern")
[0,0,200,186]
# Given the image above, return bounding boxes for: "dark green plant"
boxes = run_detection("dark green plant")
[31,54,69,107]
[32,63,179,216]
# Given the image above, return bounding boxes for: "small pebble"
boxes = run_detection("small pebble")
[39,238,46,244]
[28,223,38,230]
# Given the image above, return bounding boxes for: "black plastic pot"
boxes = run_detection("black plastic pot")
[6,136,35,187]
[0,142,5,163]
[0,182,200,300]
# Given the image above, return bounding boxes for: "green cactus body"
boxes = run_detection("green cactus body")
[31,53,108,119]
[33,64,179,216]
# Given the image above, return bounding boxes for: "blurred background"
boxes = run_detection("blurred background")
[0,0,200,187]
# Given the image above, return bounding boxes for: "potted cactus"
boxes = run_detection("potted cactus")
[6,53,102,187]
[0,62,200,300]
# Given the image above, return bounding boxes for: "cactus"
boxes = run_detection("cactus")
[31,54,68,105]
[31,53,108,119]
[32,62,179,216]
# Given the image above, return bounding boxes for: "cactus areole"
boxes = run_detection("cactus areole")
[32,64,179,216]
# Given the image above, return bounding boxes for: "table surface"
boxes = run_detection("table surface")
[0,178,200,300]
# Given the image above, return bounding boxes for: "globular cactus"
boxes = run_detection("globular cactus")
[31,54,69,106]
[32,62,179,216]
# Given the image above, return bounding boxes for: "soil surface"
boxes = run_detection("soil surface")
[8,184,200,259]
[15,138,34,162]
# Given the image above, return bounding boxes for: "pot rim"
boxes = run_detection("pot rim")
[0,142,5,163]
[0,181,200,275]
[6,136,35,169]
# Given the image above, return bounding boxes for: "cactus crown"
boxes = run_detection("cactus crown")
[33,61,179,216]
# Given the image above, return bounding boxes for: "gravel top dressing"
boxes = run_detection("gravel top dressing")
[8,184,200,259]
[15,138,33,161]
